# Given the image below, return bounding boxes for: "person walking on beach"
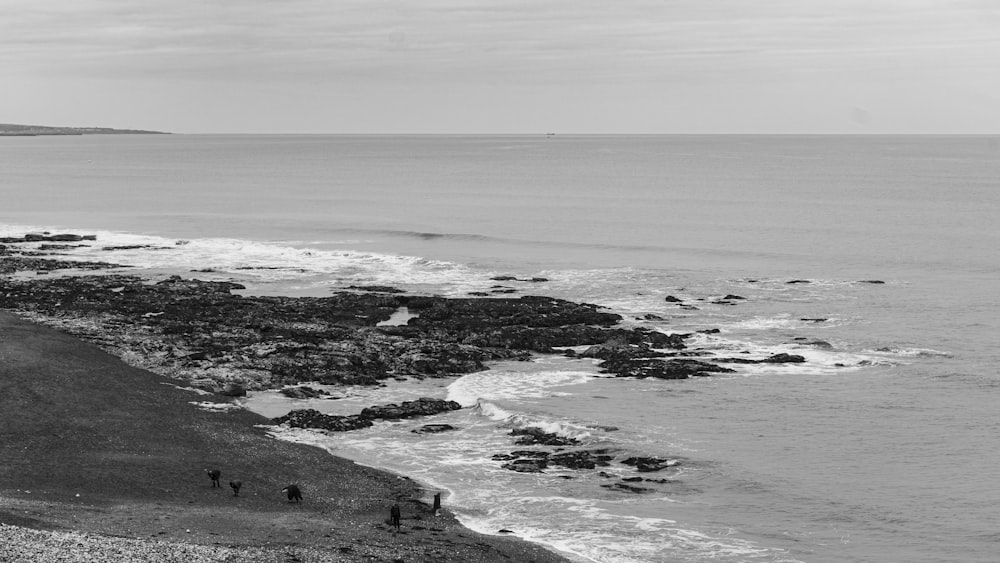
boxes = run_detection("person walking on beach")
[390,503,401,531]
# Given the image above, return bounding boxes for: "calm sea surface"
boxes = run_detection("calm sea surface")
[2,134,998,562]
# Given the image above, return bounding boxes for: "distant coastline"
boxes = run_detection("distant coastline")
[0,123,168,136]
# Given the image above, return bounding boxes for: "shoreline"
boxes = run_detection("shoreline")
[262,423,597,563]
[266,425,596,563]
[0,310,575,562]
[0,233,764,562]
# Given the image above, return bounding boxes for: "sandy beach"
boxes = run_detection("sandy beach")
[0,310,572,562]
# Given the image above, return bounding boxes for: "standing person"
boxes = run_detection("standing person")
[390,503,401,531]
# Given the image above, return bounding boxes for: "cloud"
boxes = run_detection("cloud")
[2,0,995,85]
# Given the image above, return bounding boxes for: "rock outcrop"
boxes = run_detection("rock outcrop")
[272,398,462,432]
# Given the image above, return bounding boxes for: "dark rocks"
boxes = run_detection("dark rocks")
[858,280,886,284]
[490,276,549,283]
[360,398,462,420]
[621,456,679,472]
[0,233,96,243]
[494,448,614,472]
[272,409,374,432]
[274,399,460,432]
[412,424,458,434]
[218,382,247,397]
[574,337,736,379]
[2,241,800,403]
[501,459,548,473]
[600,357,735,380]
[101,245,164,251]
[511,427,580,447]
[404,295,621,332]
[279,386,330,399]
[762,353,806,363]
[549,450,614,470]
[786,279,811,284]
[38,244,87,251]
[664,295,682,303]
[155,275,246,294]
[601,482,654,494]
[722,294,746,300]
[346,285,407,293]
[0,256,123,274]
[716,353,806,365]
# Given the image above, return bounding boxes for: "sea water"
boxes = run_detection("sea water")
[2,134,998,562]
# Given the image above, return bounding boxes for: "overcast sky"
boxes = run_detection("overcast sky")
[2,0,998,134]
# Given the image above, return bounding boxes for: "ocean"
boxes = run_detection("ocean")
[2,134,998,562]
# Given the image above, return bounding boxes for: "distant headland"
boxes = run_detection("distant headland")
[0,123,169,136]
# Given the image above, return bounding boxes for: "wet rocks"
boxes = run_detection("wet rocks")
[762,353,806,363]
[549,450,614,470]
[716,353,806,364]
[2,233,810,402]
[600,356,735,380]
[0,256,123,274]
[274,399,460,432]
[490,275,549,283]
[346,285,407,293]
[279,386,330,399]
[511,427,579,447]
[621,456,679,472]
[272,409,373,432]
[494,451,550,473]
[412,424,458,434]
[0,233,96,243]
[493,449,614,472]
[360,398,462,420]
[601,482,654,494]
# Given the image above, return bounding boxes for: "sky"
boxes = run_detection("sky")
[2,0,999,134]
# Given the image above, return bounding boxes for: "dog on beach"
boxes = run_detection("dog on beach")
[229,480,242,496]
[282,484,302,502]
[205,468,221,488]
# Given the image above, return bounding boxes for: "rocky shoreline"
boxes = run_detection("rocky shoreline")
[1,232,815,559]
[1,234,804,395]
[0,233,809,480]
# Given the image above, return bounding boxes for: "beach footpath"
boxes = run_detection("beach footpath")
[0,311,571,562]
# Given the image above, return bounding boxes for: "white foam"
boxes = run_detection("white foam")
[720,314,838,331]
[244,378,454,419]
[262,398,795,563]
[475,400,594,440]
[685,331,890,376]
[446,364,602,407]
[458,495,791,563]
[866,346,953,358]
[1,223,492,296]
